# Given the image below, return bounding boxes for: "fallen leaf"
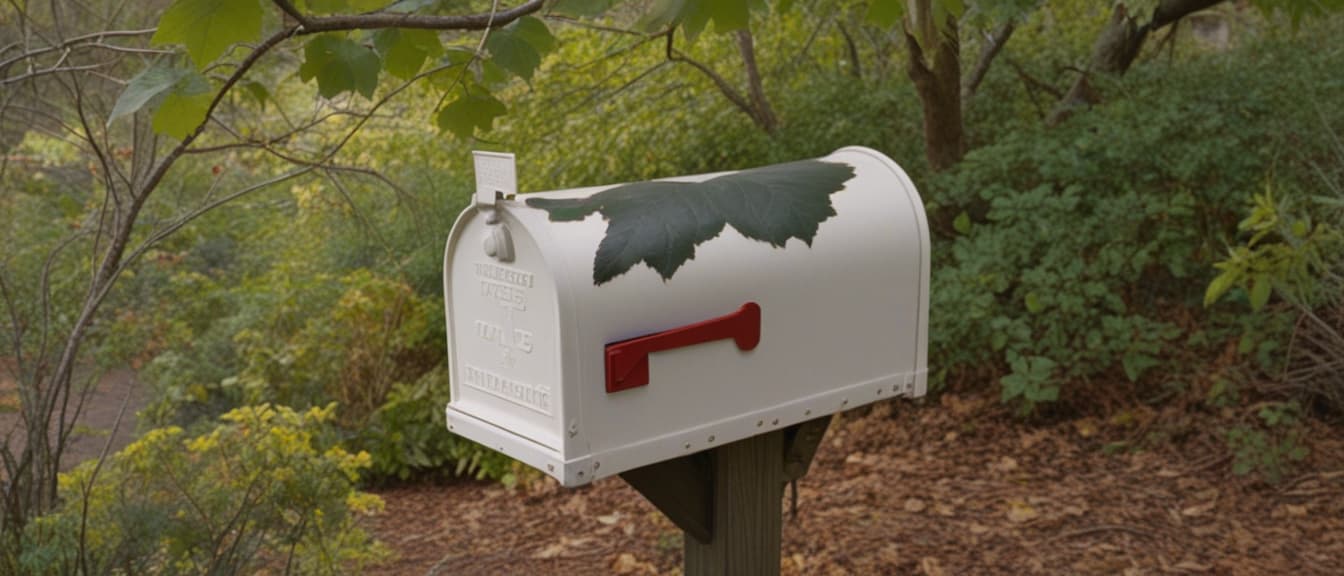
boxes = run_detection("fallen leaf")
[597,512,621,525]
[1073,418,1099,437]
[1007,500,1040,523]
[904,498,927,513]
[920,556,946,576]
[533,541,567,559]
[790,553,807,571]
[610,552,656,574]
[969,523,991,535]
[1181,502,1216,517]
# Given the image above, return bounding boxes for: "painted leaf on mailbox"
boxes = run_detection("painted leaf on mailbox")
[525,160,855,285]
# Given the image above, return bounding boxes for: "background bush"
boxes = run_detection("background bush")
[21,405,386,575]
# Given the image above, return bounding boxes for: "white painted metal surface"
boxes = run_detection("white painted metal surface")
[444,147,929,486]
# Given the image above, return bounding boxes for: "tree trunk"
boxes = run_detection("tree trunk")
[736,30,778,135]
[1050,0,1225,125]
[905,15,964,172]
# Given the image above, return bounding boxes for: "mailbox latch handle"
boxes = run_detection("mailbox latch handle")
[605,302,761,393]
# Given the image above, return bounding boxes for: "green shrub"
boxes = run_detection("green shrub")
[1227,402,1310,484]
[353,367,519,484]
[1206,117,1344,414]
[927,25,1344,413]
[22,404,387,575]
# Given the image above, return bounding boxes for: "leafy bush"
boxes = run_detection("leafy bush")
[353,367,520,484]
[1227,402,1310,484]
[1207,118,1344,414]
[927,25,1344,413]
[21,404,387,575]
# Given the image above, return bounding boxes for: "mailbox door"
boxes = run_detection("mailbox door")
[445,207,566,453]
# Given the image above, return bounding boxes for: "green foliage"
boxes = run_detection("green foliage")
[228,269,440,423]
[437,89,509,139]
[1227,402,1309,484]
[299,34,384,99]
[151,70,215,139]
[129,0,566,141]
[526,160,855,284]
[1206,187,1341,311]
[636,0,765,38]
[1206,114,1344,413]
[108,63,195,123]
[151,0,264,68]
[22,404,387,574]
[354,367,519,483]
[999,353,1058,415]
[553,0,621,17]
[484,16,557,81]
[927,26,1344,413]
[373,28,445,80]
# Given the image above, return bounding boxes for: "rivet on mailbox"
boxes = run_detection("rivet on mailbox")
[444,147,929,487]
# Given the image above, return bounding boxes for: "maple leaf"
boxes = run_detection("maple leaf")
[526,160,855,285]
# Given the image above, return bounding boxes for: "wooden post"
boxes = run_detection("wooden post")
[683,429,784,575]
[621,417,830,576]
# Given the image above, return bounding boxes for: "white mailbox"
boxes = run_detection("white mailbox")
[443,147,928,486]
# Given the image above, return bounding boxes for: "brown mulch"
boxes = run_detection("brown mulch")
[364,391,1344,575]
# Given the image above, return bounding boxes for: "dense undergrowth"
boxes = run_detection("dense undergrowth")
[125,16,1344,485]
[6,6,1343,572]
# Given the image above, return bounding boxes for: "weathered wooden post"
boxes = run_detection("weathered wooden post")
[442,149,929,573]
[622,416,828,575]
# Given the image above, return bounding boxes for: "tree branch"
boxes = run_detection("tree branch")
[736,29,777,134]
[664,32,757,132]
[273,0,545,35]
[962,22,1015,102]
[837,19,862,79]
[0,27,155,74]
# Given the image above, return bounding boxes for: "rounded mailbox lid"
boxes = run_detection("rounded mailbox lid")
[444,206,564,453]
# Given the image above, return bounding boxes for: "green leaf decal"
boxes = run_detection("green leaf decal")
[108,63,188,124]
[298,34,382,98]
[526,160,855,284]
[152,0,263,69]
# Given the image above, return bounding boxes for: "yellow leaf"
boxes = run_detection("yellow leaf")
[1006,499,1040,523]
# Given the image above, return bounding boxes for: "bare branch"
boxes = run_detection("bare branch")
[837,20,862,79]
[664,32,757,128]
[272,0,544,35]
[0,28,156,73]
[963,22,1015,102]
[1,63,111,86]
[0,270,24,374]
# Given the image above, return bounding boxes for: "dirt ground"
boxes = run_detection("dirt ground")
[0,362,147,471]
[365,390,1344,575]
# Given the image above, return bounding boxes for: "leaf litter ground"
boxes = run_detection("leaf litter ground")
[365,388,1344,575]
